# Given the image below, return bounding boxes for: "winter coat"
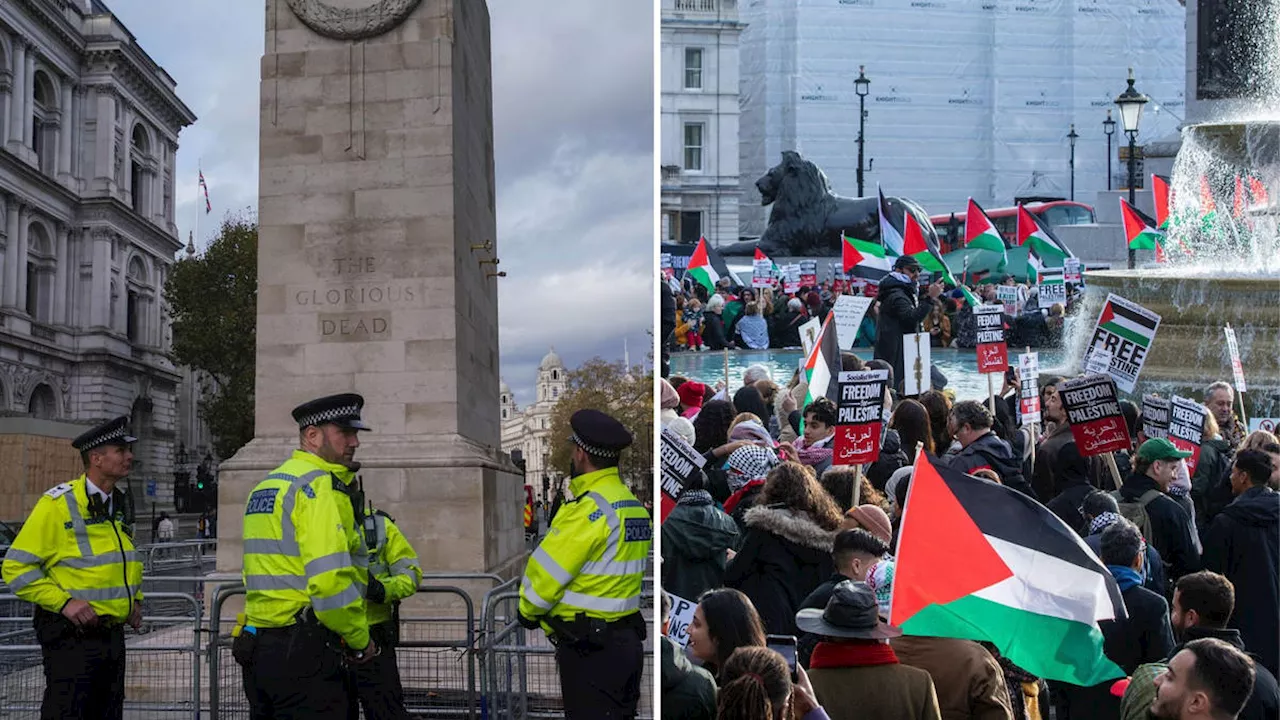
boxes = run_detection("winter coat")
[1084,530,1167,598]
[661,496,740,602]
[1054,583,1175,720]
[703,312,730,350]
[867,428,909,492]
[873,274,933,394]
[809,660,943,720]
[891,635,1014,720]
[940,432,1036,501]
[661,636,717,720]
[771,308,806,348]
[724,505,838,636]
[1168,626,1280,720]
[1117,473,1202,586]
[1202,486,1280,677]
[1191,436,1233,527]
[1045,483,1096,537]
[1031,422,1101,504]
[723,480,765,541]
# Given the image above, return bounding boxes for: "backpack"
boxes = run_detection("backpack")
[1111,489,1162,544]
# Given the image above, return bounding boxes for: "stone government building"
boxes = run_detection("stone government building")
[0,0,196,510]
[500,347,566,503]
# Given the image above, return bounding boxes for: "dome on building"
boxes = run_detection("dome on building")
[499,378,511,395]
[538,346,563,371]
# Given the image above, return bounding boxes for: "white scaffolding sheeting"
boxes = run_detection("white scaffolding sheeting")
[739,0,1185,236]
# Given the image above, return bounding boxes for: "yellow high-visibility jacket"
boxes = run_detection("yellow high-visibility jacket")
[241,450,370,651]
[519,467,650,630]
[364,509,422,626]
[1,476,144,621]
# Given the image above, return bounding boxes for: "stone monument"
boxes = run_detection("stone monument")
[216,0,525,579]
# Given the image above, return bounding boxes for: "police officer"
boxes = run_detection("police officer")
[348,504,422,720]
[519,409,651,719]
[236,393,378,719]
[1,416,145,720]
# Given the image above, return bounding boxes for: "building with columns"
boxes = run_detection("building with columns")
[0,1,195,505]
[660,0,744,248]
[499,348,566,502]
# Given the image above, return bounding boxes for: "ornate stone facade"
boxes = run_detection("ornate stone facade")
[500,348,566,502]
[0,1,196,504]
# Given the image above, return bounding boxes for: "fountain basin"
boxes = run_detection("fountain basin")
[1077,270,1280,419]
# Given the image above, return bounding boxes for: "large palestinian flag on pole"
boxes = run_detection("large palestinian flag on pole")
[687,236,720,292]
[802,311,841,412]
[964,199,1009,271]
[890,453,1127,686]
[1120,198,1166,262]
[843,234,892,281]
[1016,205,1072,266]
[878,185,906,256]
[904,210,949,275]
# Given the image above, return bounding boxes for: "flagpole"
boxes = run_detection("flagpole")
[852,465,862,509]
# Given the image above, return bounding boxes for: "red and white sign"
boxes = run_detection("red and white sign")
[834,370,889,465]
[1018,352,1040,425]
[1169,396,1207,476]
[1224,325,1247,392]
[974,305,1007,374]
[1058,375,1132,457]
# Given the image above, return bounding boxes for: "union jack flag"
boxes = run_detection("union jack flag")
[198,170,211,213]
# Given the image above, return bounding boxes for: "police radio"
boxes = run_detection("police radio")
[363,501,378,551]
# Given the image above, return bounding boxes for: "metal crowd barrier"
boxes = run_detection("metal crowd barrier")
[0,572,653,719]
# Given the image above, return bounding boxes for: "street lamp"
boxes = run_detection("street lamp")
[1067,124,1078,201]
[855,66,870,197]
[1102,109,1116,191]
[1115,68,1148,269]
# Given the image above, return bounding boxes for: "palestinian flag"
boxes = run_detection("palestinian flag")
[687,236,720,292]
[802,311,841,414]
[1248,176,1269,206]
[1037,266,1064,285]
[964,199,1009,271]
[1120,198,1165,261]
[904,210,949,275]
[878,186,906,256]
[890,453,1126,686]
[1015,205,1072,265]
[1097,296,1159,351]
[843,235,892,280]
[1152,175,1172,229]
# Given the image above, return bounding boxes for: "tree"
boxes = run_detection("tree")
[164,215,257,459]
[548,357,654,499]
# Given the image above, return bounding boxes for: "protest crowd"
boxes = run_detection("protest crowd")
[658,260,1278,720]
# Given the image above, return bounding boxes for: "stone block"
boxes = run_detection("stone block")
[405,339,457,371]
[354,186,453,220]
[259,192,354,225]
[304,340,407,375]
[404,402,457,434]
[386,127,452,158]
[303,47,349,77]
[259,135,324,167]
[275,77,325,108]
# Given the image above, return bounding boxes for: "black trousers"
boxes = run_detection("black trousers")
[555,617,646,719]
[36,611,125,720]
[347,622,410,720]
[240,624,349,720]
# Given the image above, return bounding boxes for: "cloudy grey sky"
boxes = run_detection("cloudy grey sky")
[106,0,655,407]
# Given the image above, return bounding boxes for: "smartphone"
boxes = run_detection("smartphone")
[766,634,798,682]
[1005,366,1017,384]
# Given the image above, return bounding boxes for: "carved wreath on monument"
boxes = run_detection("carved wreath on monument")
[286,0,423,40]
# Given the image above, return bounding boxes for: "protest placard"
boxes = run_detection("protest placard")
[1084,347,1113,377]
[974,305,1008,374]
[834,370,889,465]
[828,261,848,281]
[1086,293,1161,393]
[1018,352,1041,425]
[833,295,873,351]
[996,285,1022,315]
[902,332,931,396]
[1064,258,1082,284]
[1038,283,1066,308]
[660,253,673,280]
[660,426,706,523]
[1169,396,1208,475]
[799,259,818,287]
[1142,395,1171,440]
[753,258,773,289]
[798,316,822,358]
[783,263,802,293]
[1058,375,1132,456]
[666,593,698,647]
[1224,325,1247,392]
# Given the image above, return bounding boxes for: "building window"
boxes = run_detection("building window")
[551,370,558,380]
[131,125,151,216]
[552,387,559,399]
[683,123,704,171]
[684,48,703,90]
[29,384,56,419]
[680,211,703,245]
[31,72,57,175]
[127,290,139,342]
[25,263,38,317]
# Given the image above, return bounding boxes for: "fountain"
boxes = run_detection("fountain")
[1077,2,1280,420]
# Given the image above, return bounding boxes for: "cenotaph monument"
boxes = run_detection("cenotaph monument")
[216,0,525,578]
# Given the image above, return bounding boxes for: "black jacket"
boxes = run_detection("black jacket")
[1085,530,1167,598]
[1117,473,1202,587]
[1055,583,1175,720]
[941,431,1037,500]
[1203,486,1280,677]
[1191,436,1234,528]
[1170,626,1280,720]
[866,428,908,492]
[661,636,717,720]
[703,312,730,350]
[724,505,837,636]
[872,274,933,394]
[661,495,740,603]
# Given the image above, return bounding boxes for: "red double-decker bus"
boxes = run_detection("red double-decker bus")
[930,201,1095,253]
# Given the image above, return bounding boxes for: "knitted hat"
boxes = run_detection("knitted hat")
[668,417,696,446]
[660,378,680,410]
[845,504,893,546]
[677,381,706,411]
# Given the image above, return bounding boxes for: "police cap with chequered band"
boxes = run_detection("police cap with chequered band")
[569,409,633,458]
[291,393,372,431]
[71,416,138,452]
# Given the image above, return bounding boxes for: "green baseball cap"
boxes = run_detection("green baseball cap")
[1136,438,1193,463]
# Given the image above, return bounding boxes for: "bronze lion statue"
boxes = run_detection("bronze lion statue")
[720,150,937,257]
